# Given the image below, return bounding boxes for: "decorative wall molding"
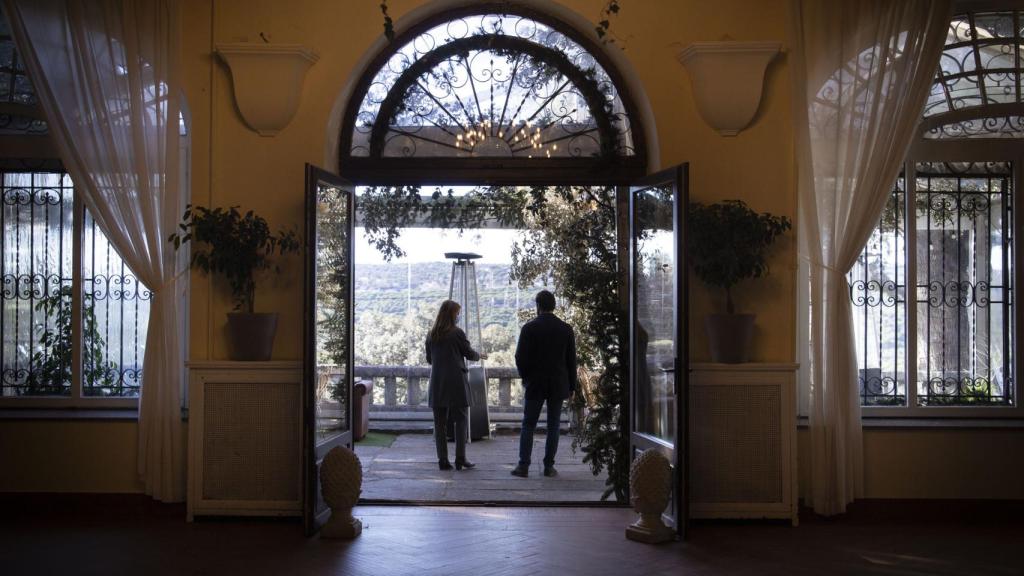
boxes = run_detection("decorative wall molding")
[216,43,319,136]
[677,41,781,137]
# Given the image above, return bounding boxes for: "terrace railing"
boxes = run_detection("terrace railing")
[354,365,525,413]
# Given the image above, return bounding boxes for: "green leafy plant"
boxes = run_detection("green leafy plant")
[595,0,621,45]
[168,205,300,313]
[688,200,791,314]
[26,286,116,395]
[380,0,394,42]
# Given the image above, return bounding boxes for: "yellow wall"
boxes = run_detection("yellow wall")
[187,0,796,363]
[1,0,1020,502]
[798,428,1024,500]
[0,421,144,493]
[5,420,1022,500]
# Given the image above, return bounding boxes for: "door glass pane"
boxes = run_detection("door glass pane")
[633,185,675,442]
[82,208,151,397]
[915,161,1014,406]
[1,172,73,396]
[314,180,351,439]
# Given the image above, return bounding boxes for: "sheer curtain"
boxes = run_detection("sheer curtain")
[6,0,186,502]
[789,0,950,515]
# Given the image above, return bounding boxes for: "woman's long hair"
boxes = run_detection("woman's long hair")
[428,300,461,343]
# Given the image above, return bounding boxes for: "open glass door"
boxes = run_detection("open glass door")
[303,164,354,535]
[629,164,688,538]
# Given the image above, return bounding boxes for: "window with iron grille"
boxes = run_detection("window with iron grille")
[1,172,152,400]
[0,9,154,405]
[842,9,1022,414]
[850,162,1015,409]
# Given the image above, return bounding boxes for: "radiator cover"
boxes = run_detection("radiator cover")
[688,363,797,524]
[187,362,303,520]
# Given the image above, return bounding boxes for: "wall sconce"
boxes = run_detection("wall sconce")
[216,43,319,136]
[677,41,781,137]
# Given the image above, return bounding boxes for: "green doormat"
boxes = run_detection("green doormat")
[356,432,397,448]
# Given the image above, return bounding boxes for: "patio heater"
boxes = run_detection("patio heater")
[446,252,491,441]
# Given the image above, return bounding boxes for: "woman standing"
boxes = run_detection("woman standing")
[425,300,486,470]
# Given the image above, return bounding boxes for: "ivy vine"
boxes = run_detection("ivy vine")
[595,0,621,46]
[380,0,395,42]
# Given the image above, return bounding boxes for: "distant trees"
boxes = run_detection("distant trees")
[354,296,524,368]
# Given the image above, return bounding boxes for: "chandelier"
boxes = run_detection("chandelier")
[454,117,563,158]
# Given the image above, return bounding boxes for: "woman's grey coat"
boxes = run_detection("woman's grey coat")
[425,327,481,408]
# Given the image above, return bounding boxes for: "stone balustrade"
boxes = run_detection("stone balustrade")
[353,365,524,413]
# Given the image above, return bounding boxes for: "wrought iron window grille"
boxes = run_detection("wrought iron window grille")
[1,172,152,402]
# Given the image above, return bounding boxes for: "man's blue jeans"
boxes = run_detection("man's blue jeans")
[518,396,563,468]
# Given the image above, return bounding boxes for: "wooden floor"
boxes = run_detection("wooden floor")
[355,433,611,502]
[2,496,1022,576]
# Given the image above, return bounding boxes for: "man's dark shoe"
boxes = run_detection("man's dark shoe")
[543,466,558,478]
[455,460,476,470]
[510,465,529,478]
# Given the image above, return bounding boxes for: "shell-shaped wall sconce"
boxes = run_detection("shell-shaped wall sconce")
[216,43,319,137]
[677,42,781,137]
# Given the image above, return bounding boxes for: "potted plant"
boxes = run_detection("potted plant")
[688,200,790,363]
[170,205,300,361]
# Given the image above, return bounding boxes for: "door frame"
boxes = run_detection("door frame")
[303,163,356,535]
[331,164,687,513]
[626,163,689,537]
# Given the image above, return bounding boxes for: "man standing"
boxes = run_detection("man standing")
[511,290,577,478]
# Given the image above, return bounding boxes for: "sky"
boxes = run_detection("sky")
[354,226,525,265]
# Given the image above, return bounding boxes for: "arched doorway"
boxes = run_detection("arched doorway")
[305,2,688,538]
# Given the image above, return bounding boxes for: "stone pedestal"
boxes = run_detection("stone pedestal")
[322,510,363,539]
[626,449,675,544]
[626,513,674,544]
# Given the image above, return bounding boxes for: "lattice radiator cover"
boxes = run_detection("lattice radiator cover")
[202,381,300,502]
[690,384,783,504]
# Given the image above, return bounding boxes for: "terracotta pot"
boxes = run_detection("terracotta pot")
[226,312,279,361]
[704,313,755,363]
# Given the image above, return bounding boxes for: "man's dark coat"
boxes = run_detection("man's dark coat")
[514,313,577,402]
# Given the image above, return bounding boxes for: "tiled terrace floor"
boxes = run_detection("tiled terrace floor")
[354,432,613,503]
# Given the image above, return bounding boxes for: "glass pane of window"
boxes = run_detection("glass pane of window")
[0,7,48,135]
[314,179,350,437]
[850,178,907,406]
[924,10,1023,130]
[82,208,151,397]
[915,162,1014,406]
[633,185,676,441]
[1,172,73,396]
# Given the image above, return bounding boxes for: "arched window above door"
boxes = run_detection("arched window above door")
[921,9,1023,139]
[340,5,646,183]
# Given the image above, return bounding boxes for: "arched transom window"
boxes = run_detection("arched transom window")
[922,9,1024,139]
[340,5,645,182]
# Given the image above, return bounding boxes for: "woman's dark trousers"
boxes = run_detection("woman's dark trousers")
[433,406,468,464]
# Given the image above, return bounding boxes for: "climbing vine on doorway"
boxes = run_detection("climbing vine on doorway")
[359,186,629,501]
[378,0,395,42]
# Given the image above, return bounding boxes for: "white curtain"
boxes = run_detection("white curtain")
[6,0,186,502]
[790,0,950,515]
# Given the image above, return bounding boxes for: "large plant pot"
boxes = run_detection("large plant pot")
[226,312,279,361]
[704,313,755,363]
